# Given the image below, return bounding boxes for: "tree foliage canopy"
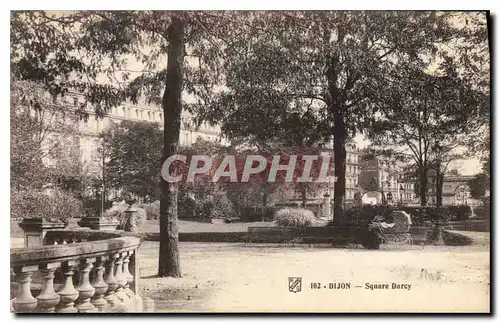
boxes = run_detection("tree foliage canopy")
[101,120,163,201]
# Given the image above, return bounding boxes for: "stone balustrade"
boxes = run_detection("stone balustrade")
[11,230,142,313]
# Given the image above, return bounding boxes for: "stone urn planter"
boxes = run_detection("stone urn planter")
[124,209,139,232]
[124,197,139,233]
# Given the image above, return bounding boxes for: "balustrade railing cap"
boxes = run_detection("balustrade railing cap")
[18,218,67,230]
[11,230,141,267]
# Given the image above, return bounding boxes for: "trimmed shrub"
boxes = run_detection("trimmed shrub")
[141,201,160,220]
[104,202,146,229]
[195,193,235,219]
[211,193,235,219]
[82,198,113,217]
[475,204,490,219]
[274,208,316,228]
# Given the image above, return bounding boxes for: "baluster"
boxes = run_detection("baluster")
[103,254,119,307]
[129,248,140,295]
[56,261,79,313]
[36,263,61,312]
[12,265,38,312]
[75,258,96,313]
[122,251,134,299]
[90,257,108,312]
[114,253,127,302]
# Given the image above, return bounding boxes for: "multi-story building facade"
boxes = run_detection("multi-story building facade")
[344,145,362,204]
[272,144,361,213]
[357,150,418,205]
[64,91,225,176]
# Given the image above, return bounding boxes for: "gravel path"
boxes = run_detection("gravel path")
[138,237,490,313]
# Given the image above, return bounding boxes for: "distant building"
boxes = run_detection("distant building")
[271,143,362,217]
[58,91,225,176]
[357,150,418,206]
[427,171,481,206]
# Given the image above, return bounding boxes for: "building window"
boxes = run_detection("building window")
[135,110,139,119]
[73,97,78,107]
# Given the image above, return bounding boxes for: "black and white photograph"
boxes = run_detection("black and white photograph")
[8,8,491,313]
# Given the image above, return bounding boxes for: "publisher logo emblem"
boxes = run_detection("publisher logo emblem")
[288,277,302,293]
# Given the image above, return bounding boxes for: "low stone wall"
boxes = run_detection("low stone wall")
[139,232,247,243]
[137,225,468,246]
[10,230,143,313]
[140,226,414,245]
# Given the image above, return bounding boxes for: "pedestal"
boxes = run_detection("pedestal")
[19,218,67,248]
[124,210,138,233]
[322,194,332,221]
[78,217,119,231]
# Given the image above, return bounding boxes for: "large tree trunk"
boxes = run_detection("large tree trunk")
[326,54,347,226]
[300,183,307,208]
[419,166,428,207]
[261,182,268,207]
[436,164,443,207]
[158,15,184,278]
[333,107,347,225]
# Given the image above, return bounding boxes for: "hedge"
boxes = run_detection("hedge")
[326,205,472,227]
[237,206,276,222]
[397,206,471,223]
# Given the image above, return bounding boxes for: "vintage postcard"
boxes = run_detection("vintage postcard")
[9,10,490,313]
